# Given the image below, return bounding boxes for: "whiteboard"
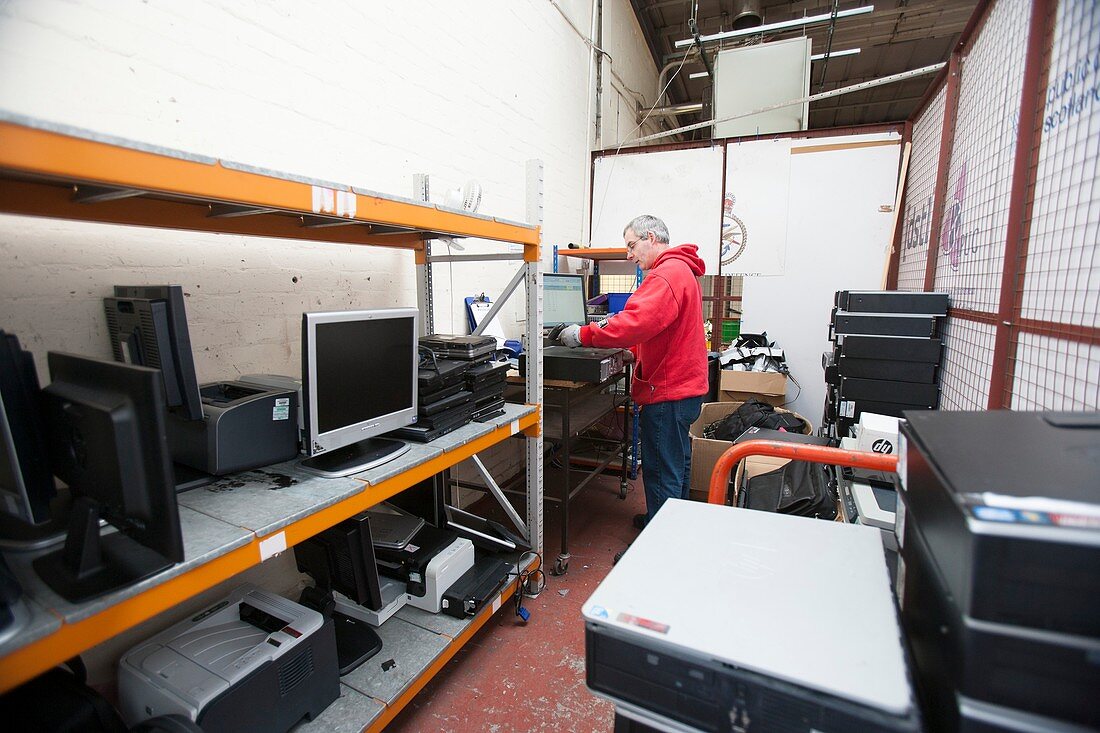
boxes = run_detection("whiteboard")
[722,138,792,276]
[741,133,902,422]
[590,146,723,273]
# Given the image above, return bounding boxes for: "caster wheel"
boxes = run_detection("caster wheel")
[618,482,628,500]
[551,556,569,576]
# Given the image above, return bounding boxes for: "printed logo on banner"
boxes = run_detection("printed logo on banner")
[940,162,980,271]
[1043,51,1100,135]
[901,195,933,262]
[721,193,748,266]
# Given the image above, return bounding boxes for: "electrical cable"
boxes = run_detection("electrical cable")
[508,550,546,622]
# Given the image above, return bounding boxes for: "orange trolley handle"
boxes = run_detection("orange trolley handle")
[707,439,900,505]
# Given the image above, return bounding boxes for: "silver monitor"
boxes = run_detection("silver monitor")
[300,308,417,477]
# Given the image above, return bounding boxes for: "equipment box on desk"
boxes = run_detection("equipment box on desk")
[686,401,810,502]
[717,370,787,406]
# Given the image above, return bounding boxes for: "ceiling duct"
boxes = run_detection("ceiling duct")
[730,0,763,31]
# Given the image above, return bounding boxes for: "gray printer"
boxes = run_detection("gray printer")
[118,584,338,733]
[169,381,300,475]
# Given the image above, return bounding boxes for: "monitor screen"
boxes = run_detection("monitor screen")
[33,352,183,602]
[104,285,203,421]
[301,309,418,477]
[544,274,587,327]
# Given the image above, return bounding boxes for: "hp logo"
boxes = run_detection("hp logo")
[871,439,894,454]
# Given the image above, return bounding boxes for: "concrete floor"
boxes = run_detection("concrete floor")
[386,465,644,733]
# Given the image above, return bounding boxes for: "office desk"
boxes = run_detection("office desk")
[506,367,632,576]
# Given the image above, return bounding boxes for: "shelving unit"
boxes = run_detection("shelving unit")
[0,114,546,728]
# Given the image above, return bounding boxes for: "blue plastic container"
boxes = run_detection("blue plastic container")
[608,292,632,313]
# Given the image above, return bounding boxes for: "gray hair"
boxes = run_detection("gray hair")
[623,215,669,244]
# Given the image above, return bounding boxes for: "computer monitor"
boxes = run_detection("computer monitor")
[0,331,54,526]
[32,352,184,602]
[295,512,386,673]
[300,308,418,477]
[104,285,203,421]
[544,273,587,327]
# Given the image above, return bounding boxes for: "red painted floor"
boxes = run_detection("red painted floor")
[386,466,644,733]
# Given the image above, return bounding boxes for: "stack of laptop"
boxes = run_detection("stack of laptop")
[464,359,509,421]
[391,335,498,443]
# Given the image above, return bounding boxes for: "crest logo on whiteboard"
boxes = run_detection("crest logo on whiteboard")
[721,193,748,267]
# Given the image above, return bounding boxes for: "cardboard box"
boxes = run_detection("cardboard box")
[687,401,809,502]
[717,370,788,406]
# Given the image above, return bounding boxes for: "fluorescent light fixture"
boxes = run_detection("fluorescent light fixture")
[675,5,874,48]
[811,47,861,61]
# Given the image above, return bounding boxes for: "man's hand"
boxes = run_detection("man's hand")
[548,323,582,348]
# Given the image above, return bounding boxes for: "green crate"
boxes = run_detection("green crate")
[721,320,740,344]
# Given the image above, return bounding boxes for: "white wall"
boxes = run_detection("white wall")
[0,0,658,383]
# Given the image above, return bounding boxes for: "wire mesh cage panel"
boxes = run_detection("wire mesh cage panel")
[898,84,948,290]
[934,0,1032,312]
[939,317,998,410]
[1018,0,1099,328]
[1012,333,1100,409]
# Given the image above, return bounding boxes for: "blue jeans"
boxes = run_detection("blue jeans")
[639,395,703,523]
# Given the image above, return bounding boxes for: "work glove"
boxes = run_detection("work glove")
[548,323,583,348]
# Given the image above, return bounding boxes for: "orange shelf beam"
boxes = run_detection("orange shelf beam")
[0,121,540,251]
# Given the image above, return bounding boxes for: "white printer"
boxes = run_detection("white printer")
[118,584,339,733]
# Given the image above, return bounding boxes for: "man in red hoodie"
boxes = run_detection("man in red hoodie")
[553,215,709,529]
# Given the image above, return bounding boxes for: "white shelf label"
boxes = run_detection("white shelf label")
[510,420,520,435]
[259,531,287,561]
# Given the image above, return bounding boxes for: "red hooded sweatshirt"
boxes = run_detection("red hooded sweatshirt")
[578,244,709,405]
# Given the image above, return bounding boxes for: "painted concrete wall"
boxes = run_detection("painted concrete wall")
[0,0,658,385]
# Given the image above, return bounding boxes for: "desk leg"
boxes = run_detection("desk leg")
[552,388,571,576]
[619,366,630,499]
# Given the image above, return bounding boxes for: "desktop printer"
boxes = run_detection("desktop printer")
[374,524,475,613]
[169,381,299,475]
[118,584,338,733]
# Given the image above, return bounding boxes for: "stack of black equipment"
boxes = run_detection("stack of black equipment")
[897,411,1100,732]
[464,359,509,421]
[391,335,497,443]
[822,290,947,438]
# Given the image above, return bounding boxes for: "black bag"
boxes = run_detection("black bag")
[702,398,804,442]
[738,460,838,520]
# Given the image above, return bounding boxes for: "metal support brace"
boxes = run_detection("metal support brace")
[470,455,528,539]
[472,264,527,338]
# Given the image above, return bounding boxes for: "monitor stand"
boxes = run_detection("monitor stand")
[0,491,72,552]
[32,497,175,603]
[298,586,382,676]
[299,437,411,478]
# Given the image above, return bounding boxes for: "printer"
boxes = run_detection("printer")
[169,381,300,475]
[118,584,339,733]
[374,524,475,613]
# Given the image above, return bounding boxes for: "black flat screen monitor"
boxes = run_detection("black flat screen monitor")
[32,352,184,602]
[0,331,55,527]
[300,309,418,477]
[104,285,203,421]
[544,274,587,327]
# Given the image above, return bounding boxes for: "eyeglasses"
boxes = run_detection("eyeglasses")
[625,236,646,251]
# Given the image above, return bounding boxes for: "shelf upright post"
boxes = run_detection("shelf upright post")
[525,160,545,558]
[413,173,434,336]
